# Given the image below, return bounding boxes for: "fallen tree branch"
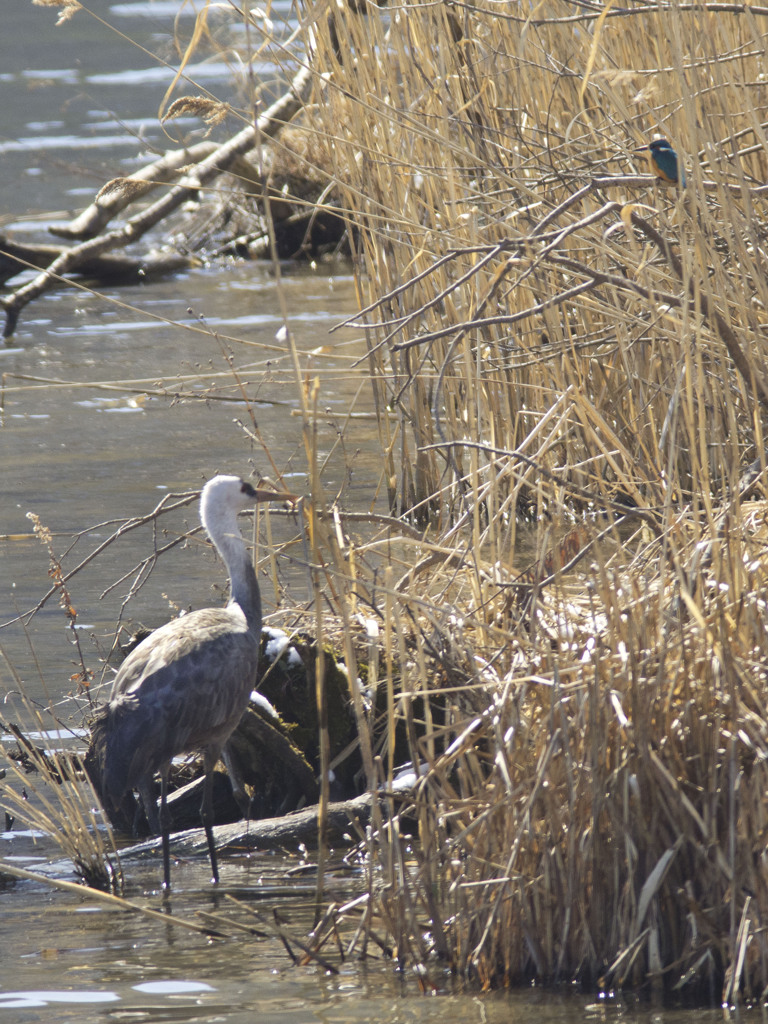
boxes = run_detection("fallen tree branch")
[119,793,375,857]
[50,141,219,241]
[2,62,314,339]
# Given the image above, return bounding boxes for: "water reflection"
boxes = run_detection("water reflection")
[0,991,121,1010]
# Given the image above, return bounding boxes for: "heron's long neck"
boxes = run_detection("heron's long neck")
[206,508,262,635]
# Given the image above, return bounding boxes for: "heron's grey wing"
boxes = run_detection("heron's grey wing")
[103,608,259,797]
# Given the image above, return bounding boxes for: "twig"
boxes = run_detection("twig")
[629,209,768,411]
[419,439,662,531]
[0,492,198,629]
[224,895,340,972]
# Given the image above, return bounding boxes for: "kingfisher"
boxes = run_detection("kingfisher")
[636,138,686,187]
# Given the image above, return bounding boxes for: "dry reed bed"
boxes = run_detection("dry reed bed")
[294,0,768,999]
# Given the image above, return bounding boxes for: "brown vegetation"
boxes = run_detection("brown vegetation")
[294,0,768,1002]
[6,0,768,1004]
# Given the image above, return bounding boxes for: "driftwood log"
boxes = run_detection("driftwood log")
[0,235,196,287]
[119,793,375,863]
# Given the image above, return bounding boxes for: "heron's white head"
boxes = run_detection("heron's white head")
[200,474,297,538]
[200,475,257,531]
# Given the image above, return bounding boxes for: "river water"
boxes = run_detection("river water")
[0,3,730,1021]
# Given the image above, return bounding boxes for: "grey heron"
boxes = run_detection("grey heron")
[96,475,293,890]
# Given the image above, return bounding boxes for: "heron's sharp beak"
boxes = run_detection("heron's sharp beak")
[252,483,299,506]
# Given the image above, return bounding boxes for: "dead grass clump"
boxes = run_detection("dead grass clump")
[303,502,768,998]
[1,515,122,892]
[307,0,768,519]
[0,696,122,893]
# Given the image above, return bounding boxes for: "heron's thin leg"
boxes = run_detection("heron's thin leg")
[222,745,251,820]
[200,751,219,884]
[138,777,160,835]
[159,767,171,891]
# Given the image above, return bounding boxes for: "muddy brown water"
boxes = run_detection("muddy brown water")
[0,4,725,1021]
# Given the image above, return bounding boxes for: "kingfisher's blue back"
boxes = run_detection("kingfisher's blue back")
[639,139,685,187]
